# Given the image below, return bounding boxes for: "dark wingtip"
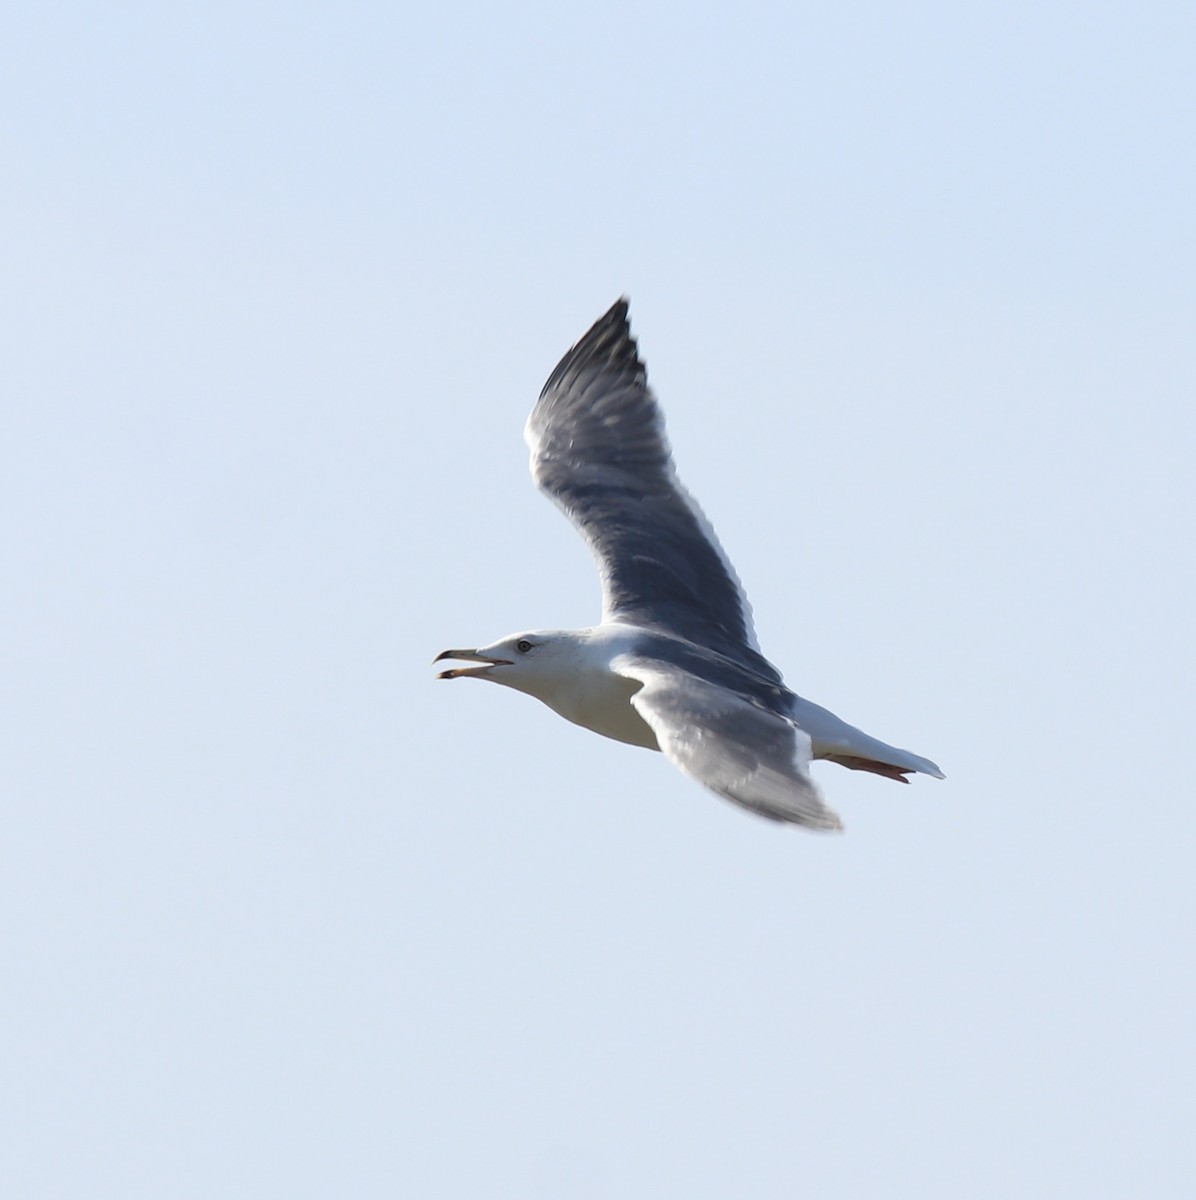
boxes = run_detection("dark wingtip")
[605,295,631,323]
[539,296,644,399]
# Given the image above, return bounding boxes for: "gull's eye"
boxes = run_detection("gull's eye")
[516,639,533,653]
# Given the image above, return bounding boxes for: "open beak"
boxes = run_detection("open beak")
[433,648,513,680]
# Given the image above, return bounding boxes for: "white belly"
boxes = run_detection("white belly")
[542,670,659,750]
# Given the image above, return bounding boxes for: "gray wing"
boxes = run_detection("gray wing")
[615,656,843,831]
[526,298,776,678]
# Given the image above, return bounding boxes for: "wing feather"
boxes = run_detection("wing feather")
[616,656,843,831]
[526,299,772,674]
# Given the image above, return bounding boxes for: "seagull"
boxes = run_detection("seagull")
[436,299,943,830]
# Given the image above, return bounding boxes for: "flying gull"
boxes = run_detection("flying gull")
[436,299,943,830]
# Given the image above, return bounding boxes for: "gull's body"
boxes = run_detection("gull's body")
[437,300,943,830]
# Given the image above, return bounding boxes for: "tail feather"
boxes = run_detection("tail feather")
[790,697,945,782]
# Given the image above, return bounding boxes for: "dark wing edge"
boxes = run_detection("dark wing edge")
[537,298,642,403]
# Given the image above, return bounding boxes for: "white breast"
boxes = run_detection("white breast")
[541,666,659,750]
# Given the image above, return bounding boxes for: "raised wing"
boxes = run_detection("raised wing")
[615,656,843,830]
[526,298,775,677]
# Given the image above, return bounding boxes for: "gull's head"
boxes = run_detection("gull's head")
[434,631,581,698]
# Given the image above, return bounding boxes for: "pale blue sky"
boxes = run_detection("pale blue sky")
[4,2,1194,1197]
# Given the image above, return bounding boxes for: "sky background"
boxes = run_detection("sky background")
[4,2,1195,1196]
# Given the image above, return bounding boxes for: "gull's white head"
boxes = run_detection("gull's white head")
[436,625,657,752]
[434,631,583,700]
